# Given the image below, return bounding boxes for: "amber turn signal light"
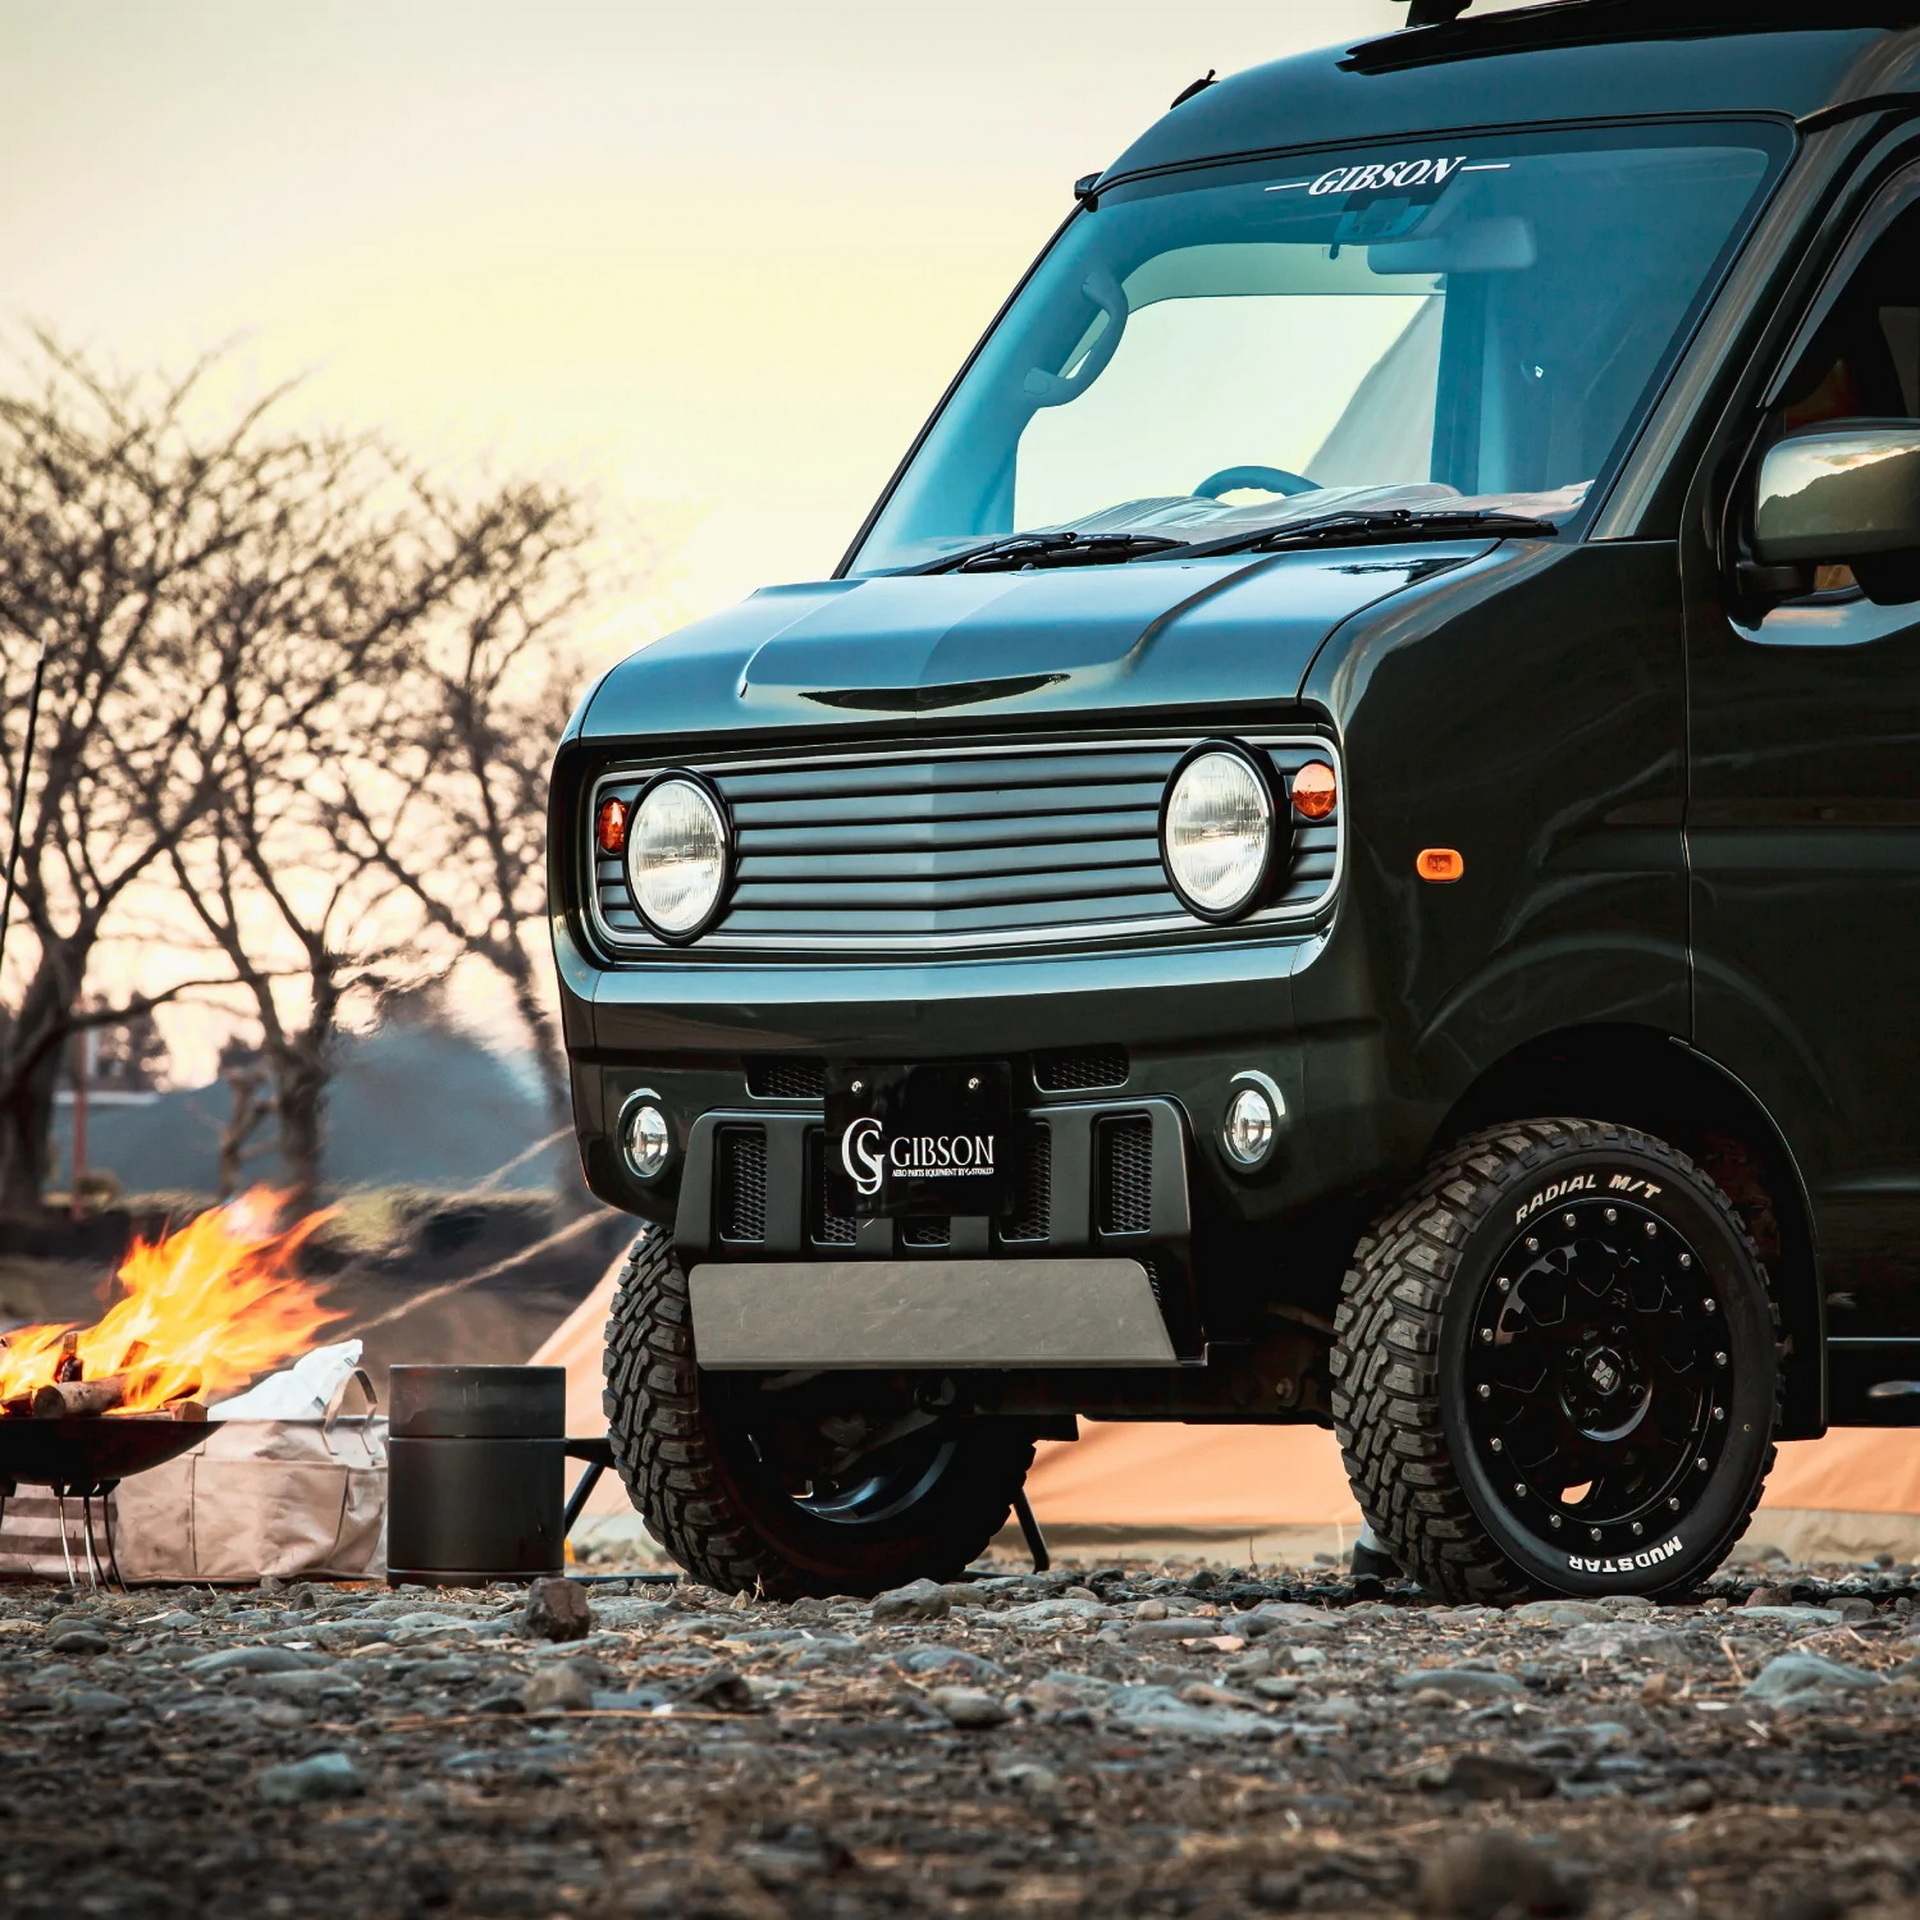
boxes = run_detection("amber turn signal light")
[595,796,630,855]
[1291,761,1338,820]
[1417,847,1464,883]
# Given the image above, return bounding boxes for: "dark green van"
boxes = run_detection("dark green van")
[551,0,1920,1600]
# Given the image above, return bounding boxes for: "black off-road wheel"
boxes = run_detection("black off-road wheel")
[602,1227,1036,1597]
[1331,1119,1780,1602]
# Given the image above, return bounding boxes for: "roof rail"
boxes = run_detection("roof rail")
[1366,1,1920,67]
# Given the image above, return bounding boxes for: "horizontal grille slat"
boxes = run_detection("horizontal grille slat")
[736,818,1157,857]
[731,864,1169,911]
[724,781,1171,830]
[718,891,1184,935]
[718,752,1182,800]
[738,838,1159,883]
[590,737,1339,951]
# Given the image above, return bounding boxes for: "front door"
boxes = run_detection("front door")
[1688,179,1920,1341]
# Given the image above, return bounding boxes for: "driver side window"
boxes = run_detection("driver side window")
[1748,200,1920,641]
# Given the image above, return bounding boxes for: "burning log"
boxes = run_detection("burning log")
[31,1375,127,1418]
[27,1372,203,1419]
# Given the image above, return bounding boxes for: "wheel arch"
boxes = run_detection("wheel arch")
[1433,1023,1823,1438]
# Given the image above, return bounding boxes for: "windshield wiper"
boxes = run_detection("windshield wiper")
[911,509,1556,575]
[1146,507,1560,562]
[916,530,1188,575]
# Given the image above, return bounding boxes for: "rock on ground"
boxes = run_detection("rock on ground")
[0,1557,1916,1916]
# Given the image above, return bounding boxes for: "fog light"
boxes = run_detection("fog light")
[622,1099,671,1180]
[1223,1083,1277,1167]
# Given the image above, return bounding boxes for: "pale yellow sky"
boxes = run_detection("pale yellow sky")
[0,0,1401,626]
[3,0,1410,1083]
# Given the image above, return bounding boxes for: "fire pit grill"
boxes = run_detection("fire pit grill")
[0,1413,210,1496]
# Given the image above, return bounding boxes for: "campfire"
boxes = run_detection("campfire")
[0,1190,338,1422]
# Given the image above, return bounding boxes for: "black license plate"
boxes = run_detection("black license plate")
[825,1062,1015,1218]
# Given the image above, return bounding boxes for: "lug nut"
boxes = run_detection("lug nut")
[1525,1236,1540,1252]
[1590,1527,1602,1541]
[1645,1220,1658,1237]
[1480,1328,1493,1343]
[1696,1455,1709,1470]
[1714,1352,1728,1367]
[1668,1497,1681,1511]
[1631,1522,1643,1536]
[1548,1514,1562,1529]
[1477,1383,1491,1399]
[1490,1437,1503,1451]
[1497,1276,1511,1292]
[1679,1253,1692,1269]
[1562,1211,1576,1229]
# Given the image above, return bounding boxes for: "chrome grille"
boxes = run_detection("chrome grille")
[590,735,1340,952]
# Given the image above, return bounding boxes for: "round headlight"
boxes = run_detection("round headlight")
[630,774,730,939]
[1162,747,1275,919]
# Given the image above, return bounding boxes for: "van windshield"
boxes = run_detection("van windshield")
[847,125,1785,574]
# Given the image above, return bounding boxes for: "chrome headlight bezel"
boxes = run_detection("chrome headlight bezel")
[627,770,733,943]
[1159,740,1284,923]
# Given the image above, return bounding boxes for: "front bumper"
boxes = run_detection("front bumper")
[559,920,1421,1336]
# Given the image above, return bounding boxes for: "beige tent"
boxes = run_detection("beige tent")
[536,1264,1920,1564]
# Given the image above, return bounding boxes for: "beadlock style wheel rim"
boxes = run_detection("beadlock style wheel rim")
[1463,1195,1730,1558]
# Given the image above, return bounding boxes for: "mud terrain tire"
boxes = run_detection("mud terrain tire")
[602,1226,1035,1597]
[1331,1119,1779,1602]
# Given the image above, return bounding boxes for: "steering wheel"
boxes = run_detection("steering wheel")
[1193,465,1320,500]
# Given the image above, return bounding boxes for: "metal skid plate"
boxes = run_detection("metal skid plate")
[689,1256,1177,1369]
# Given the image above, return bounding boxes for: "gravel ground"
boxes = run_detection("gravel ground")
[3,1559,1919,1918]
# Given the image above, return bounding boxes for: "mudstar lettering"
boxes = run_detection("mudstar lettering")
[1305,154,1467,197]
[1566,1533,1684,1575]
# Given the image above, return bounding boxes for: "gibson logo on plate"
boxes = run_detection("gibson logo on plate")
[825,1061,1014,1218]
[841,1117,997,1198]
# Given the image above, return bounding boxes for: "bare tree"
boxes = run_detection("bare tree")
[0,339,300,1214]
[160,444,527,1206]
[0,338,612,1213]
[323,482,594,1162]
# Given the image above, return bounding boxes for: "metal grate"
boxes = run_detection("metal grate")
[746,1056,828,1100]
[1033,1045,1128,1092]
[717,1127,768,1243]
[590,736,1339,951]
[900,1217,951,1248]
[806,1130,857,1246]
[1097,1116,1153,1236]
[1000,1124,1052,1243]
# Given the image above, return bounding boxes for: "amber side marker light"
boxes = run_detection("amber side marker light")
[595,796,630,855]
[1291,761,1338,820]
[1417,847,1464,883]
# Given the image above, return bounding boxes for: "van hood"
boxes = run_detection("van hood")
[578,543,1494,744]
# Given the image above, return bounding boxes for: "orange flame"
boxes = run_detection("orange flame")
[0,1189,340,1414]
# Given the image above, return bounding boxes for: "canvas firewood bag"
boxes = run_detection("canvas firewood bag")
[112,1390,388,1583]
[0,1371,389,1584]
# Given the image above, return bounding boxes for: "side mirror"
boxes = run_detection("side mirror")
[1753,420,1920,602]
